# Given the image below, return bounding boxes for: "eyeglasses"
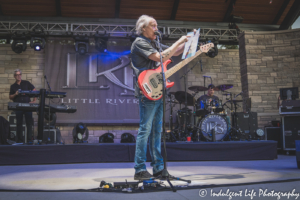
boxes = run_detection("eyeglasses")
[14,74,22,76]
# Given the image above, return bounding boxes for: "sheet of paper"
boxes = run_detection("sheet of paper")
[182,28,200,59]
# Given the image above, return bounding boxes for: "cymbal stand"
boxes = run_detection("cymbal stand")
[168,94,174,132]
[179,57,201,137]
[167,95,177,142]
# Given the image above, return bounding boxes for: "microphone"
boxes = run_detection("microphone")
[235,91,243,98]
[203,75,211,78]
[154,31,161,38]
[200,57,203,72]
[44,75,52,92]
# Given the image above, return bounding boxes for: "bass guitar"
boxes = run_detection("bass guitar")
[138,43,214,100]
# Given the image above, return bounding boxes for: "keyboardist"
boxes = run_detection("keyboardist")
[9,69,36,143]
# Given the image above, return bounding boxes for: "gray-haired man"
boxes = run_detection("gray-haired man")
[131,15,191,180]
[9,69,36,143]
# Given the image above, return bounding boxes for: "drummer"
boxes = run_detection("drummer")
[197,84,219,108]
[196,84,231,133]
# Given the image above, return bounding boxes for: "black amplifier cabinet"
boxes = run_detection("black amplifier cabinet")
[282,116,300,150]
[232,112,259,139]
[265,127,282,149]
[280,100,300,115]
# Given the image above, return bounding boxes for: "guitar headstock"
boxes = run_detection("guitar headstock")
[199,43,214,53]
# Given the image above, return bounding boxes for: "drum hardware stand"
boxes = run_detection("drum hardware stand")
[166,95,178,142]
[179,57,201,139]
[229,98,248,141]
[168,94,174,132]
[203,76,212,95]
[155,34,191,192]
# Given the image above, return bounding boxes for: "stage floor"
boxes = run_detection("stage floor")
[0,155,299,200]
[0,141,277,165]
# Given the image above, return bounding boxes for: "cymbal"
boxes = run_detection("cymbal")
[214,84,233,91]
[188,86,208,92]
[174,91,195,106]
[224,100,243,104]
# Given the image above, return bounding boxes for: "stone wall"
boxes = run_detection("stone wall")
[0,45,44,135]
[0,43,241,144]
[186,49,242,103]
[238,29,300,128]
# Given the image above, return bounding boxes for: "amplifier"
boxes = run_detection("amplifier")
[9,125,27,143]
[282,116,300,150]
[232,112,259,140]
[265,127,282,149]
[280,100,300,115]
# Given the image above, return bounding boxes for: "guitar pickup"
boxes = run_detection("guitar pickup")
[143,83,152,94]
[150,78,158,88]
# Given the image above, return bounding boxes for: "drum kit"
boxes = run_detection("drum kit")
[167,84,245,142]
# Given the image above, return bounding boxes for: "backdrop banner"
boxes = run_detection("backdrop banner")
[45,38,197,124]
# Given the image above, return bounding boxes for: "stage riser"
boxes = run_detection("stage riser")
[0,141,277,165]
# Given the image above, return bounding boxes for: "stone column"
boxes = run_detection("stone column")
[238,29,300,128]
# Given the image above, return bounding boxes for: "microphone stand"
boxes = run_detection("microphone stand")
[44,75,52,143]
[155,34,191,192]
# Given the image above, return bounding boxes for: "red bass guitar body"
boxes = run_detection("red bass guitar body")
[137,59,174,101]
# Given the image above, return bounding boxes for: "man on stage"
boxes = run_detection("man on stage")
[131,15,190,180]
[9,69,36,143]
[197,84,219,107]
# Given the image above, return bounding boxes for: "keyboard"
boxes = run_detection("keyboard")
[8,102,77,113]
[18,90,67,98]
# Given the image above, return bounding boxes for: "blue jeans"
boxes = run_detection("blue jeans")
[134,95,164,174]
[15,111,33,143]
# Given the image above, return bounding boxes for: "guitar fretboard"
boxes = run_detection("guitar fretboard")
[165,43,213,78]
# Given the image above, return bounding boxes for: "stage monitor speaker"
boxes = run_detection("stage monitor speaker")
[296,140,300,169]
[43,128,57,144]
[282,116,300,150]
[265,127,282,149]
[232,112,259,140]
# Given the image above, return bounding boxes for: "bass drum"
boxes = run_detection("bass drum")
[199,114,229,141]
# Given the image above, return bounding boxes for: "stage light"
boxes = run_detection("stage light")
[72,122,89,143]
[120,133,136,143]
[11,35,27,54]
[30,37,45,51]
[44,113,56,127]
[94,33,109,53]
[206,43,218,58]
[74,36,89,55]
[256,129,265,137]
[99,133,114,143]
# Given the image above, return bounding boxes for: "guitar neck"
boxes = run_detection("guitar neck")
[165,49,203,79]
